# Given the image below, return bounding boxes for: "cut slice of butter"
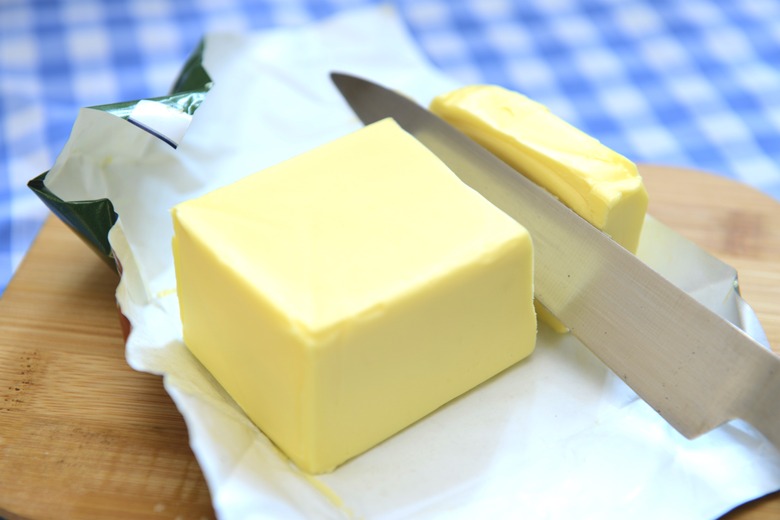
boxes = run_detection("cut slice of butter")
[172,118,536,474]
[430,85,649,332]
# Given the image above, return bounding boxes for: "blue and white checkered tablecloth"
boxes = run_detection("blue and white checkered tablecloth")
[2,0,779,296]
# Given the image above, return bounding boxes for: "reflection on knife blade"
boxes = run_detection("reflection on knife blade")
[331,72,780,450]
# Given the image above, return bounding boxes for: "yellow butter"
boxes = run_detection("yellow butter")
[431,85,648,332]
[172,118,536,474]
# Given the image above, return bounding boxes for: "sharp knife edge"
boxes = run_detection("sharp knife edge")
[330,72,780,448]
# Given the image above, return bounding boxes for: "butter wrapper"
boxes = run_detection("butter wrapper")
[30,6,780,520]
[27,41,211,270]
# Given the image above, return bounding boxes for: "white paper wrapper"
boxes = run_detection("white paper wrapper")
[43,6,780,519]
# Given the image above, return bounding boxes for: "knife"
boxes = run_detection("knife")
[330,72,780,449]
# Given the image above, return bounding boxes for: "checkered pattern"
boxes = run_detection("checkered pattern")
[2,0,779,295]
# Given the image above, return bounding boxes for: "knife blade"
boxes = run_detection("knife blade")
[331,72,780,449]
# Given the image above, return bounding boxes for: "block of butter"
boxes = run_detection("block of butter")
[172,118,536,474]
[430,85,648,331]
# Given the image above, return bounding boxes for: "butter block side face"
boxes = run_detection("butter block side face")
[172,118,536,474]
[172,215,307,453]
[308,236,534,472]
[430,85,648,254]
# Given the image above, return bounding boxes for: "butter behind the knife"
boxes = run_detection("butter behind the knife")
[430,85,648,332]
[171,117,536,474]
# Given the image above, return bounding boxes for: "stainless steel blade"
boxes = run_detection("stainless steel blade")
[331,72,780,448]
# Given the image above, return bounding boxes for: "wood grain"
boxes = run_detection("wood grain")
[0,220,215,519]
[0,165,778,519]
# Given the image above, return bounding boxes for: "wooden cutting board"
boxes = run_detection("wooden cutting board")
[1,165,778,520]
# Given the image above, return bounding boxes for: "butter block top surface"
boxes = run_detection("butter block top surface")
[430,85,646,229]
[172,118,528,336]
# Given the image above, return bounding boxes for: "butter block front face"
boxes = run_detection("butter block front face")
[430,85,648,254]
[172,118,536,474]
